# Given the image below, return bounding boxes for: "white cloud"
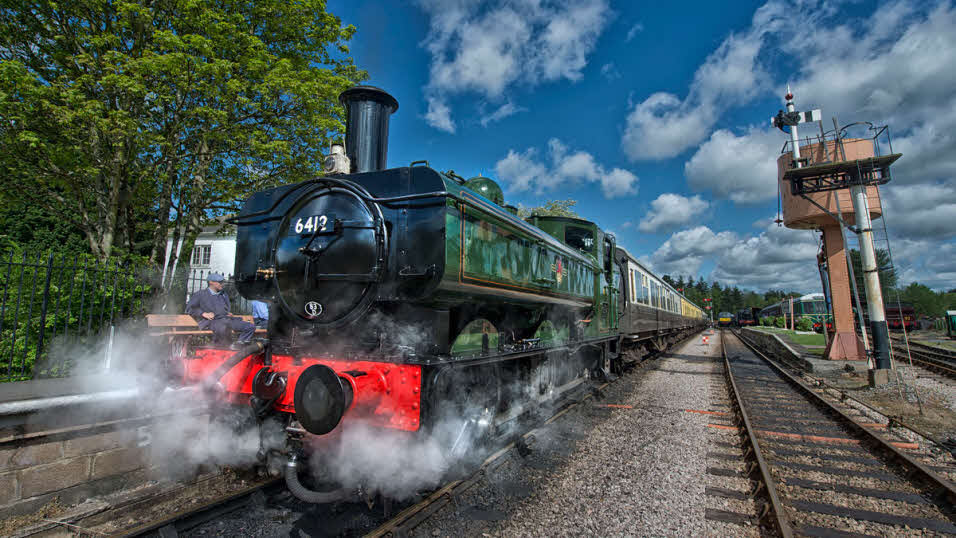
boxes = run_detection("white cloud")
[625,22,643,42]
[890,238,956,290]
[621,1,787,160]
[494,138,638,199]
[880,182,956,240]
[642,220,823,291]
[675,1,956,194]
[494,147,547,194]
[600,62,621,81]
[418,0,610,131]
[638,193,710,233]
[424,96,456,133]
[780,2,956,189]
[644,226,738,277]
[711,221,821,291]
[479,102,526,126]
[684,127,783,203]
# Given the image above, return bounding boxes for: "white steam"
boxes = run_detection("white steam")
[35,324,282,480]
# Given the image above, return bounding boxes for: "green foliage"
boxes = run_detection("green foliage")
[518,199,581,219]
[0,245,157,381]
[761,317,773,327]
[898,282,950,318]
[0,0,366,260]
[774,316,786,328]
[796,317,814,332]
[848,248,897,291]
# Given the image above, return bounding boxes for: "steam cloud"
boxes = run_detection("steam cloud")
[36,324,280,480]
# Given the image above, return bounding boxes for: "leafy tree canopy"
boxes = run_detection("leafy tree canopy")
[518,199,581,219]
[0,0,366,263]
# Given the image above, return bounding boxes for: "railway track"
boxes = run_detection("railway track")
[63,340,674,537]
[721,329,956,536]
[887,336,956,381]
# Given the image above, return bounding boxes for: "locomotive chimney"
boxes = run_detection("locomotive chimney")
[339,86,399,173]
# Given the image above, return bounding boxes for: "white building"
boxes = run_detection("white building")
[162,223,238,295]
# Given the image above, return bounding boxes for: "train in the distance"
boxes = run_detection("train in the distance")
[169,86,707,504]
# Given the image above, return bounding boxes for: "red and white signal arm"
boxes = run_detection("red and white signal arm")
[704,298,711,302]
[705,306,711,310]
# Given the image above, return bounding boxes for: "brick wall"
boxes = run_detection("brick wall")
[0,407,211,519]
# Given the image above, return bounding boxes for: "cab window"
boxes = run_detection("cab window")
[565,226,594,253]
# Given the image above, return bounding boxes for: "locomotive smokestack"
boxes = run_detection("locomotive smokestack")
[339,86,399,173]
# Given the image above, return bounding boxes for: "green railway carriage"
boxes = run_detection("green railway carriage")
[759,293,829,329]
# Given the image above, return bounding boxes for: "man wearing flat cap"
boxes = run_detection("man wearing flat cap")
[185,273,256,346]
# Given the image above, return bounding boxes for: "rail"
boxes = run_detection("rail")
[725,329,956,535]
[720,331,793,537]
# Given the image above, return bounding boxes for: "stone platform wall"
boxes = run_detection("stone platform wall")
[0,394,211,520]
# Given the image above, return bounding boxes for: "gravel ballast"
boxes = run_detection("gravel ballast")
[410,331,736,537]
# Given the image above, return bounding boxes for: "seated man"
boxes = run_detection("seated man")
[251,299,269,329]
[185,273,256,346]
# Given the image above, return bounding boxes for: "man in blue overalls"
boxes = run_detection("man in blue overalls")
[185,273,256,347]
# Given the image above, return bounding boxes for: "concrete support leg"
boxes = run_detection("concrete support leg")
[821,224,866,361]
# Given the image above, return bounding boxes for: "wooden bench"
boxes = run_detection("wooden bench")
[147,314,264,335]
[147,314,265,359]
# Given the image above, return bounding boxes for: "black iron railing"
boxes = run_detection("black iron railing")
[0,252,251,382]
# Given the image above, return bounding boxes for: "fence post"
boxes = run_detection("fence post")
[34,253,56,364]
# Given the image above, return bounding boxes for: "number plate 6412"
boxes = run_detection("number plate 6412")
[293,215,328,234]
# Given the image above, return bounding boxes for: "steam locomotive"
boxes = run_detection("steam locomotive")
[171,86,706,503]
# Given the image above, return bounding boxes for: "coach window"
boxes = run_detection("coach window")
[565,226,595,254]
[629,270,636,302]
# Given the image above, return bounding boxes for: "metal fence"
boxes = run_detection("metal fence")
[0,252,251,382]
[0,252,157,382]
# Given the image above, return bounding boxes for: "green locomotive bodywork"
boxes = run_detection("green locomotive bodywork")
[435,174,619,351]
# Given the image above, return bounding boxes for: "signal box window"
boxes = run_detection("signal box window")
[191,244,211,267]
[565,226,594,254]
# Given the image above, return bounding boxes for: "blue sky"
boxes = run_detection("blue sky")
[328,0,956,292]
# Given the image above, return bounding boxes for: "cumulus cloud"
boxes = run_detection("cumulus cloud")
[479,102,526,126]
[643,226,738,277]
[625,22,643,42]
[676,0,956,206]
[424,96,456,133]
[684,127,783,203]
[600,62,621,81]
[710,221,821,291]
[494,139,638,198]
[890,238,956,290]
[638,193,710,233]
[621,1,787,160]
[641,220,823,291]
[418,0,610,130]
[880,182,956,240]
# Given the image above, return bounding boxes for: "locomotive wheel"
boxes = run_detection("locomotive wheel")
[428,365,501,460]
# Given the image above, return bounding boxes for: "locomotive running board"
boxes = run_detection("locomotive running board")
[407,336,618,367]
[494,376,587,428]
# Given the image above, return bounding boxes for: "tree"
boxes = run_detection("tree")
[518,199,580,219]
[0,0,366,262]
[900,282,941,317]
[847,248,897,291]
